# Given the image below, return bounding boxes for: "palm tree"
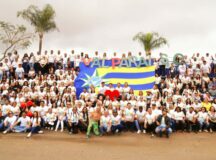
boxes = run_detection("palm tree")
[133,32,168,56]
[17,4,57,54]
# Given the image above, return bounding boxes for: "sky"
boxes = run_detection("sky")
[0,0,216,58]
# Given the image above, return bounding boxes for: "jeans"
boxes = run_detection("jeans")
[14,126,28,133]
[30,126,41,133]
[135,120,144,131]
[100,126,108,134]
[198,120,209,130]
[0,122,4,131]
[111,124,123,133]
[155,125,172,135]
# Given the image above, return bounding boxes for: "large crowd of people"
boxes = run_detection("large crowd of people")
[0,50,215,139]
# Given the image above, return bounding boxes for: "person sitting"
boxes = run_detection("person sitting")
[111,110,123,134]
[99,111,111,136]
[11,112,31,133]
[3,111,17,134]
[155,108,172,138]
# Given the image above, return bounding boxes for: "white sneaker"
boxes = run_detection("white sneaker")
[60,129,64,132]
[115,129,119,133]
[151,134,154,137]
[199,130,202,133]
[210,129,213,133]
[137,130,141,134]
[143,130,146,134]
[27,133,32,138]
[3,130,7,134]
[38,131,43,134]
[204,129,208,133]
[51,127,54,131]
[55,129,57,132]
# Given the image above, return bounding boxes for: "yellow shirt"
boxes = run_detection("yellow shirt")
[202,102,212,111]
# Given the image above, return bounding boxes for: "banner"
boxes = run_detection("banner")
[74,59,155,97]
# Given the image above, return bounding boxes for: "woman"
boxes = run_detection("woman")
[55,102,66,132]
[68,107,79,134]
[78,107,88,132]
[27,111,43,138]
[185,107,198,132]
[173,107,185,132]
[208,106,216,133]
[44,108,56,130]
[197,107,209,132]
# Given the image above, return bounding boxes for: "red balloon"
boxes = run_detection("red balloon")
[26,111,33,117]
[113,90,120,98]
[20,102,27,108]
[27,101,34,107]
[105,90,111,96]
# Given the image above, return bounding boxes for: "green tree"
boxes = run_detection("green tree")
[133,32,168,56]
[17,4,58,54]
[0,21,34,61]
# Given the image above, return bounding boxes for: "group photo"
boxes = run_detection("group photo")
[0,1,216,160]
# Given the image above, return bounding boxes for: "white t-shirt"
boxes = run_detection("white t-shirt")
[4,116,17,126]
[31,117,41,127]
[136,110,146,121]
[186,111,196,121]
[17,117,31,127]
[145,113,155,124]
[100,115,111,127]
[174,111,185,121]
[111,115,121,126]
[124,108,134,121]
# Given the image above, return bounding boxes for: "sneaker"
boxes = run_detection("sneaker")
[3,130,7,134]
[86,135,90,139]
[38,131,44,134]
[51,127,54,131]
[204,129,208,133]
[69,132,72,134]
[143,130,146,134]
[210,128,213,133]
[199,130,202,133]
[60,129,64,132]
[115,129,119,133]
[55,129,57,132]
[137,130,141,134]
[151,133,154,137]
[27,133,32,138]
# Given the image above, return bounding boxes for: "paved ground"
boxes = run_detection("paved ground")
[0,131,216,160]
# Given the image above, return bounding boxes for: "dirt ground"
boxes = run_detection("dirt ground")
[0,131,216,160]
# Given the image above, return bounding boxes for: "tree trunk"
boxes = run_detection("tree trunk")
[38,33,43,54]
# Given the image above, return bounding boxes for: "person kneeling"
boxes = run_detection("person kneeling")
[155,109,172,138]
[100,111,111,136]
[111,110,123,134]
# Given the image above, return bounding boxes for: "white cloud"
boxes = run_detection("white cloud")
[0,0,216,57]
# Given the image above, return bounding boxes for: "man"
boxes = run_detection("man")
[155,108,172,138]
[123,103,135,132]
[11,112,31,133]
[86,107,101,138]
[100,111,111,135]
[111,110,123,134]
